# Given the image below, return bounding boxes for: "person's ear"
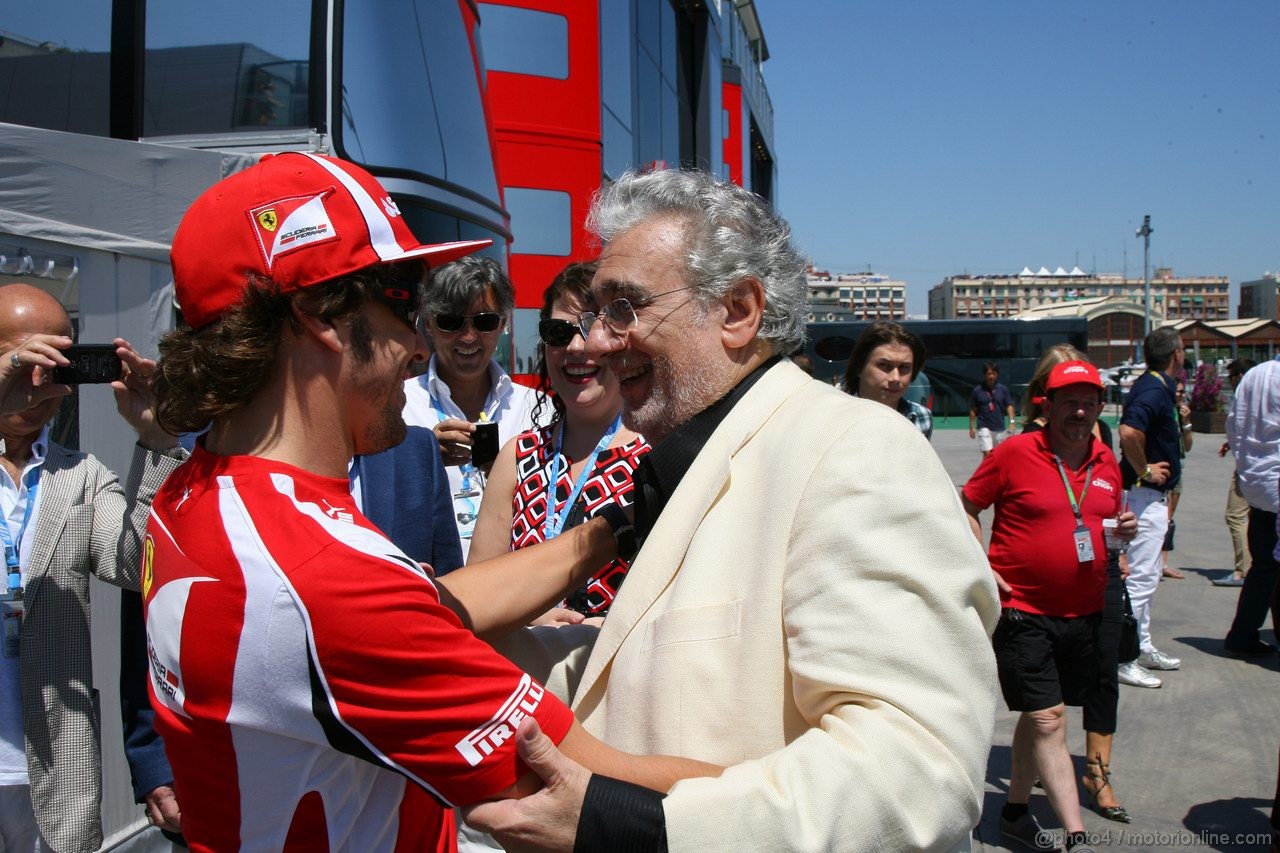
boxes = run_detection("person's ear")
[721,278,764,350]
[291,302,344,354]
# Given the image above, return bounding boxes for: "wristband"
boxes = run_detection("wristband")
[1140,466,1153,482]
[594,502,638,563]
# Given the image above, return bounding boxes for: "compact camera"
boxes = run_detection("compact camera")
[51,345,123,384]
[470,421,499,469]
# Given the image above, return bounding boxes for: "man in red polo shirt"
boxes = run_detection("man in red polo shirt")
[963,361,1136,853]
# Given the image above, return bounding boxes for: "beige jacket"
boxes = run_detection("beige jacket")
[16,442,184,853]
[572,362,1001,852]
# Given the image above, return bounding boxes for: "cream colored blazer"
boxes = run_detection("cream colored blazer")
[572,362,1001,852]
[17,443,184,853]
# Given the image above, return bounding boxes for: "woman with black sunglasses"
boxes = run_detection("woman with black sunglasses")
[466,261,648,624]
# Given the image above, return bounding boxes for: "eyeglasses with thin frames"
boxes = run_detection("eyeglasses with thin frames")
[576,284,698,340]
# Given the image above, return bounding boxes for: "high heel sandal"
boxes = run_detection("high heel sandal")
[1082,757,1131,823]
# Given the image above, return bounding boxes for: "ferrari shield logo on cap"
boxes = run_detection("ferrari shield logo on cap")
[249,189,338,270]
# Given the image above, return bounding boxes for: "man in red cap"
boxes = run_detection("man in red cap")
[962,360,1137,852]
[144,152,716,852]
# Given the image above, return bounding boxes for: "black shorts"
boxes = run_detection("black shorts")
[993,608,1100,713]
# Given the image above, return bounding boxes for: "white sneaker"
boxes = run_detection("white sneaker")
[1118,661,1162,688]
[1137,648,1181,670]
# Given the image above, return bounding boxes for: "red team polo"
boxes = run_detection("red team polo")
[963,430,1121,617]
[141,447,574,852]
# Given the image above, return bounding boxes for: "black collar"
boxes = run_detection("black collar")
[632,356,781,544]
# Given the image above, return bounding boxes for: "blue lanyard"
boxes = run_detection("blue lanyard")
[542,415,621,539]
[2,467,41,594]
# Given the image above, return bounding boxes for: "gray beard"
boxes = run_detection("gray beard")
[622,351,725,445]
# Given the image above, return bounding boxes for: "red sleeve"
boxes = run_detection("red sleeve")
[961,447,1005,510]
[288,545,574,807]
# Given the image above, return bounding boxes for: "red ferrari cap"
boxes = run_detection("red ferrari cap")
[1045,360,1104,392]
[171,152,491,328]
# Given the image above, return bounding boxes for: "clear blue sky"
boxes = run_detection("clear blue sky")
[760,1,1279,316]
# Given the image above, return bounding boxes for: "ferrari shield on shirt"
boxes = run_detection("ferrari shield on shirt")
[142,446,574,852]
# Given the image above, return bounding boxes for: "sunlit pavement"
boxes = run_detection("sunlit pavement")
[924,428,1278,853]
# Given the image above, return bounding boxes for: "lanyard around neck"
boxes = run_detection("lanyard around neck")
[543,414,622,539]
[2,467,42,593]
[1147,370,1185,451]
[430,372,499,423]
[1052,455,1092,524]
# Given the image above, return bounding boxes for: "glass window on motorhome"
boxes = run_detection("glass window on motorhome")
[478,4,568,80]
[504,188,571,257]
[342,0,500,206]
[0,2,112,135]
[145,0,311,136]
[603,107,635,180]
[636,48,662,165]
[600,0,633,135]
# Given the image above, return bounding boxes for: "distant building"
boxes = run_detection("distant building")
[805,269,906,321]
[1239,273,1280,320]
[1014,296,1280,366]
[1016,296,1145,367]
[927,266,1229,322]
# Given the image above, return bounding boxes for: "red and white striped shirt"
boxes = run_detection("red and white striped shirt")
[142,446,573,852]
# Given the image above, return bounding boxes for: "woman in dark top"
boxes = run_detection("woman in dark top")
[1023,344,1131,823]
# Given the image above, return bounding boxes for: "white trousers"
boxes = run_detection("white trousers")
[0,786,52,853]
[1126,486,1169,654]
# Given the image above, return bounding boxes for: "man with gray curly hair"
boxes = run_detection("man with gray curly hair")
[466,169,1001,852]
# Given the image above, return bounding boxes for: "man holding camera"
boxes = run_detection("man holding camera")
[0,283,185,853]
[399,256,540,559]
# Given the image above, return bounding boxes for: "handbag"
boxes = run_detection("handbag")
[1119,587,1140,664]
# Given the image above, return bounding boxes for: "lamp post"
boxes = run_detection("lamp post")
[1136,214,1153,338]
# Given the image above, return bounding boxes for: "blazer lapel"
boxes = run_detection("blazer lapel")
[572,362,810,709]
[21,443,83,614]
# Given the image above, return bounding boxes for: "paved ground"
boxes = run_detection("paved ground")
[926,425,1278,852]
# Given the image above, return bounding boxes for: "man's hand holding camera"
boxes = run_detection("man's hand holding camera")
[0,333,72,416]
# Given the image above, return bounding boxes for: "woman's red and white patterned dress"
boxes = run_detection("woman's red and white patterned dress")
[510,425,650,615]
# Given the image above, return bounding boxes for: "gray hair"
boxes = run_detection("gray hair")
[1144,326,1183,371]
[423,255,514,316]
[586,170,808,354]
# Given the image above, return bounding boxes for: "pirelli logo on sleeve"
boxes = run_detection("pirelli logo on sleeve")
[456,674,546,766]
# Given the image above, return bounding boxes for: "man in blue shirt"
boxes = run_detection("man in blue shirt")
[1118,327,1186,683]
[969,361,1016,458]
